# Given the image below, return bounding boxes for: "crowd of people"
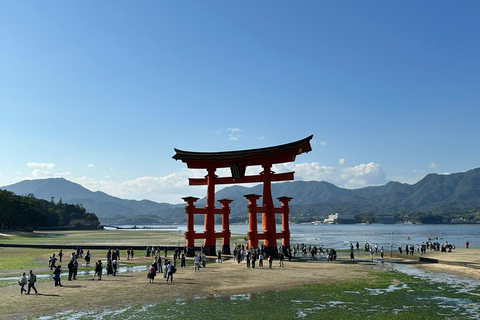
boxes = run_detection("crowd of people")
[17,238,470,295]
[397,240,457,255]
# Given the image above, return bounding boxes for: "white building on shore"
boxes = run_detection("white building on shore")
[323,212,354,224]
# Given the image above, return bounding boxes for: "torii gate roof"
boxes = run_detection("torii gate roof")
[173,135,313,169]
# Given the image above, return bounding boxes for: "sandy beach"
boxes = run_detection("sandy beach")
[1,248,479,319]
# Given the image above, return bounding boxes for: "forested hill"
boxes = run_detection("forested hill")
[0,190,100,229]
[2,168,480,224]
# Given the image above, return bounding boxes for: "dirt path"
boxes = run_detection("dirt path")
[3,249,480,319]
[1,255,372,319]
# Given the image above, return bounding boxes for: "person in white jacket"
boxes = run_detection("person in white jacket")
[19,272,27,294]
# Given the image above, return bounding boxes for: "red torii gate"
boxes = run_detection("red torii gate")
[172,135,313,257]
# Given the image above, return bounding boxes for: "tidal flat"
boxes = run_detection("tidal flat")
[1,230,480,319]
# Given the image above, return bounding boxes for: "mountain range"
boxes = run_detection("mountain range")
[2,167,480,224]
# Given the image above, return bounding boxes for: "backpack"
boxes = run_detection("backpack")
[171,265,177,273]
[33,274,37,282]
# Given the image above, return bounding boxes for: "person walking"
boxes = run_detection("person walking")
[194,255,200,272]
[53,265,62,286]
[166,261,175,283]
[19,272,27,294]
[181,254,186,268]
[93,260,103,280]
[147,264,156,283]
[26,270,38,294]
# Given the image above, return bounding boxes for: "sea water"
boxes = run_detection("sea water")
[120,223,480,249]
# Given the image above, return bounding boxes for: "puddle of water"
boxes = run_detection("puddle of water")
[364,283,408,295]
[0,265,149,284]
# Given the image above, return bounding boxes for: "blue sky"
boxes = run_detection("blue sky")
[1,1,479,204]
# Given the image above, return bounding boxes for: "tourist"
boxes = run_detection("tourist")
[181,253,186,268]
[146,246,151,257]
[158,256,163,273]
[163,260,169,278]
[246,251,251,268]
[217,250,222,263]
[106,260,114,276]
[466,241,469,249]
[279,252,285,267]
[112,259,118,276]
[130,248,134,259]
[84,250,91,266]
[93,260,102,281]
[258,253,264,268]
[67,260,74,281]
[380,247,384,259]
[19,272,27,294]
[194,255,200,272]
[153,256,159,272]
[26,270,38,294]
[350,244,355,260]
[369,247,374,261]
[251,251,256,268]
[73,259,78,280]
[50,253,57,270]
[147,264,156,283]
[201,253,206,268]
[127,248,130,260]
[53,265,62,286]
[58,249,63,263]
[268,255,273,268]
[106,249,112,264]
[166,261,175,283]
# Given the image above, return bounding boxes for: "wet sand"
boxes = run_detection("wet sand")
[1,248,479,319]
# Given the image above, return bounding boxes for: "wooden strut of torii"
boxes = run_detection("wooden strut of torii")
[172,135,313,257]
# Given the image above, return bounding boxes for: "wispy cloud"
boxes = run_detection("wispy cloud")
[27,162,56,170]
[227,127,242,141]
[273,161,387,189]
[428,162,438,168]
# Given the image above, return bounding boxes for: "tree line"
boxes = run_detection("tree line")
[0,189,100,229]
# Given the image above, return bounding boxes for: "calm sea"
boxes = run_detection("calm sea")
[122,224,480,249]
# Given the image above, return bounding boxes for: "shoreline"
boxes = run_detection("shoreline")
[1,249,480,319]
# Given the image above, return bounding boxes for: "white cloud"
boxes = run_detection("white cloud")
[16,159,388,204]
[27,162,56,170]
[22,162,69,181]
[319,141,327,146]
[272,161,387,189]
[338,158,346,165]
[258,135,266,141]
[72,168,211,204]
[428,162,438,168]
[87,164,95,168]
[227,127,242,141]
